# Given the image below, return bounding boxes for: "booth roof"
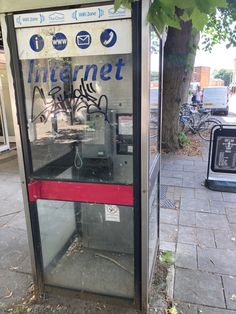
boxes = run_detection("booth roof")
[0,0,110,13]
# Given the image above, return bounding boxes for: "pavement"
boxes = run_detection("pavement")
[0,151,32,312]
[160,137,236,314]
[0,127,236,313]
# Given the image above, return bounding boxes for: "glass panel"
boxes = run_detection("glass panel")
[148,180,158,279]
[37,199,134,299]
[20,54,133,184]
[149,31,160,170]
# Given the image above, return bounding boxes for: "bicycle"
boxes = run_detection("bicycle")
[179,103,221,141]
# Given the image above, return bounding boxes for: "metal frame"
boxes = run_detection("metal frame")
[3,13,45,296]
[132,1,142,310]
[140,1,150,311]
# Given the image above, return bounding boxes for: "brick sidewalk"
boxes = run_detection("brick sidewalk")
[160,141,236,314]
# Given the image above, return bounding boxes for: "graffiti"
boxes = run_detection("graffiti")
[31,78,109,123]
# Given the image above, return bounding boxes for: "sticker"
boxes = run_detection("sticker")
[14,5,131,28]
[29,34,44,52]
[76,31,91,49]
[118,115,133,135]
[105,205,120,222]
[52,32,67,50]
[128,146,133,153]
[100,29,117,48]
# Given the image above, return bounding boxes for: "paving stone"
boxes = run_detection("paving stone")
[174,268,225,307]
[174,160,194,166]
[160,208,178,225]
[0,213,18,227]
[179,211,196,227]
[198,247,236,275]
[209,200,226,214]
[0,270,31,304]
[224,202,236,209]
[7,211,27,231]
[174,302,198,314]
[181,188,195,199]
[161,170,183,179]
[159,241,176,253]
[173,187,182,199]
[0,227,29,269]
[163,164,184,171]
[160,223,178,243]
[181,198,210,212]
[214,229,236,250]
[223,193,236,203]
[175,243,197,269]
[183,164,206,172]
[230,224,236,234]
[196,213,230,230]
[196,228,216,248]
[178,226,196,244]
[195,188,223,201]
[161,176,183,187]
[0,199,23,217]
[18,255,32,275]
[182,178,196,188]
[198,306,236,314]
[226,208,236,224]
[222,275,236,310]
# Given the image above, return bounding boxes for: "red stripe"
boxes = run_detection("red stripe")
[28,180,133,206]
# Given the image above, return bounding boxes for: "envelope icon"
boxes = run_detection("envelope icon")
[77,34,91,47]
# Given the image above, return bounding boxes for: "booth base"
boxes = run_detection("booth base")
[205,179,236,193]
[44,244,134,299]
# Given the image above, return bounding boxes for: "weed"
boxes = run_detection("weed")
[178,131,190,148]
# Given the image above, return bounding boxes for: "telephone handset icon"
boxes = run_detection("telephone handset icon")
[100,29,117,48]
[104,31,115,46]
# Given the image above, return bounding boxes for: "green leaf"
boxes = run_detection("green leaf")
[159,251,174,264]
[190,8,209,30]
[114,0,123,11]
[114,0,136,10]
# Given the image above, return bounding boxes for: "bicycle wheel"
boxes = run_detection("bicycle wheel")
[198,119,221,141]
[179,115,195,134]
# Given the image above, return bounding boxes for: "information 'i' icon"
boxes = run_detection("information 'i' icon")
[29,34,44,52]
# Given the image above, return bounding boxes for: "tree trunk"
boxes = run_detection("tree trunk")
[162,20,200,152]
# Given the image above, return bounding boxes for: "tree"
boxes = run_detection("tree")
[115,0,229,151]
[203,0,236,51]
[213,69,233,86]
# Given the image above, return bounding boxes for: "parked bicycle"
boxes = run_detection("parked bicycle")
[179,103,221,141]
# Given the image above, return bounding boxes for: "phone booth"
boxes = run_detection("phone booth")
[0,0,163,312]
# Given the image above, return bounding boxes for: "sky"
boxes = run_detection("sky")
[194,43,236,72]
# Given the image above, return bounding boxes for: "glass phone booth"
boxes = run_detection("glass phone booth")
[1,0,163,312]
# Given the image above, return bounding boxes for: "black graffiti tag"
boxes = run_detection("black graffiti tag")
[31,79,109,123]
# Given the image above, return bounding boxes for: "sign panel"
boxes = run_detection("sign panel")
[14,5,131,28]
[211,128,236,173]
[105,205,120,222]
[16,19,132,60]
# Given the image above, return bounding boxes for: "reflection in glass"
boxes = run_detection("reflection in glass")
[20,55,133,184]
[0,103,7,146]
[37,199,134,298]
[149,31,160,170]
